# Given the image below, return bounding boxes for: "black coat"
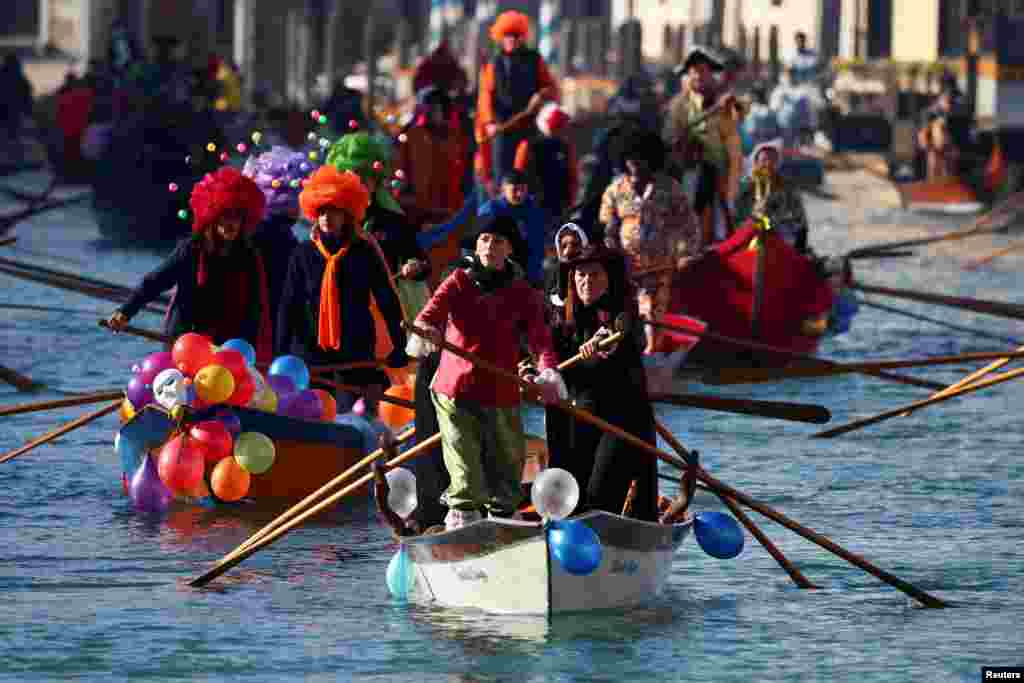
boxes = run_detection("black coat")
[250,213,300,335]
[363,202,431,281]
[276,237,407,377]
[546,295,657,520]
[119,236,268,347]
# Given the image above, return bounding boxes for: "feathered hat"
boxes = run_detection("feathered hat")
[189,166,266,235]
[242,145,310,216]
[298,166,371,225]
[490,11,531,42]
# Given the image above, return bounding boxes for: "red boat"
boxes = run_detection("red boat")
[666,220,835,366]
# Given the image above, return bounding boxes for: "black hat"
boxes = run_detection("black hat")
[461,213,527,254]
[610,128,666,172]
[557,245,630,310]
[674,46,724,77]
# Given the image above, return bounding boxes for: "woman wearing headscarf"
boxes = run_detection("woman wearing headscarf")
[107,167,274,363]
[545,245,657,520]
[733,139,810,253]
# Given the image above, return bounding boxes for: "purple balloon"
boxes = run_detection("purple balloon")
[281,389,322,421]
[129,454,173,514]
[267,374,297,399]
[126,376,154,409]
[139,351,175,385]
[211,408,242,435]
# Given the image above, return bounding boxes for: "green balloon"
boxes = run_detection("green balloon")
[233,431,276,474]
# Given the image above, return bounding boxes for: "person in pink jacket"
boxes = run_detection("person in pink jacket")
[407,214,565,530]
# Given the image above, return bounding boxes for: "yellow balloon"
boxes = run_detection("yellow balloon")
[194,364,236,405]
[120,398,136,422]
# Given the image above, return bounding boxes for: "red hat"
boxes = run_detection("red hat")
[490,11,530,42]
[188,166,266,235]
[298,166,370,224]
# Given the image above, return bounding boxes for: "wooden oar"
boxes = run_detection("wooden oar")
[405,323,946,607]
[0,390,124,417]
[0,237,16,247]
[0,400,121,464]
[648,318,945,391]
[98,319,171,344]
[705,350,1024,385]
[0,255,169,306]
[309,360,386,374]
[924,344,1024,404]
[193,427,417,575]
[852,281,1024,323]
[653,422,818,589]
[0,263,164,315]
[649,392,830,423]
[0,302,110,317]
[964,240,1024,270]
[813,365,1024,438]
[0,194,90,231]
[317,379,416,410]
[845,189,1024,258]
[188,430,437,587]
[856,298,1022,346]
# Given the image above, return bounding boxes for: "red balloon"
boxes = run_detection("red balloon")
[226,371,256,406]
[214,349,248,381]
[172,333,216,377]
[189,420,234,463]
[157,434,205,495]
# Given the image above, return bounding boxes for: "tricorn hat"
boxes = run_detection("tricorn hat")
[674,45,724,77]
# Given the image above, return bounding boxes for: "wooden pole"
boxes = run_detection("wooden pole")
[852,281,1024,323]
[0,364,43,392]
[0,391,123,418]
[0,401,121,464]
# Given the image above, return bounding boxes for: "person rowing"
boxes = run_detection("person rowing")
[733,139,811,253]
[107,167,274,363]
[406,214,564,530]
[542,245,658,520]
[276,166,408,413]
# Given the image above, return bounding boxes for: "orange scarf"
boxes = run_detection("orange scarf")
[311,234,351,351]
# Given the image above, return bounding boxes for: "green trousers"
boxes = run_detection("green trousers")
[431,391,526,515]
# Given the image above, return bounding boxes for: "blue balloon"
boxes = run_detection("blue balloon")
[694,511,745,559]
[269,355,310,391]
[222,338,257,366]
[548,519,603,576]
[386,548,416,600]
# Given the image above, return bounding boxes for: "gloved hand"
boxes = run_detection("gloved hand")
[532,368,567,406]
[386,347,410,369]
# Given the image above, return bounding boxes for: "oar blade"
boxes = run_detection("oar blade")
[650,392,831,424]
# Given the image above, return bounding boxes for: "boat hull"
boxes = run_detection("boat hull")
[403,511,692,615]
[897,179,983,215]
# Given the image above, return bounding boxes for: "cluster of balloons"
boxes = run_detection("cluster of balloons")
[128,414,278,513]
[121,334,337,423]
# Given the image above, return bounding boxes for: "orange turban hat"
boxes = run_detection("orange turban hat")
[298,166,370,224]
[490,11,531,42]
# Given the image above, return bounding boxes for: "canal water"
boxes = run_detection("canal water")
[1,168,1022,681]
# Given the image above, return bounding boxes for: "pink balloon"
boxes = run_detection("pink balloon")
[138,351,175,385]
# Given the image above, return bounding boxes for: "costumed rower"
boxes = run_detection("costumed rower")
[513,102,579,223]
[542,245,658,520]
[477,10,560,186]
[478,169,549,287]
[406,214,565,530]
[734,139,811,253]
[107,167,274,363]
[277,166,409,412]
[599,129,700,354]
[242,146,305,334]
[663,46,745,244]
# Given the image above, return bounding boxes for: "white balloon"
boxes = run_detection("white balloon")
[385,467,418,519]
[152,368,188,411]
[531,468,580,521]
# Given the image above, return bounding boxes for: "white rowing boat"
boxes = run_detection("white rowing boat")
[399,511,693,615]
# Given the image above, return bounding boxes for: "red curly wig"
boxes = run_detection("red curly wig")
[189,166,266,234]
[490,11,530,42]
[298,166,370,224]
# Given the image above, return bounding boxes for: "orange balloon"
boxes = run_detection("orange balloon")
[312,389,337,422]
[379,383,415,430]
[210,456,251,502]
[172,333,216,377]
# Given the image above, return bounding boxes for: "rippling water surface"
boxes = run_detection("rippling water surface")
[1,170,1022,681]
